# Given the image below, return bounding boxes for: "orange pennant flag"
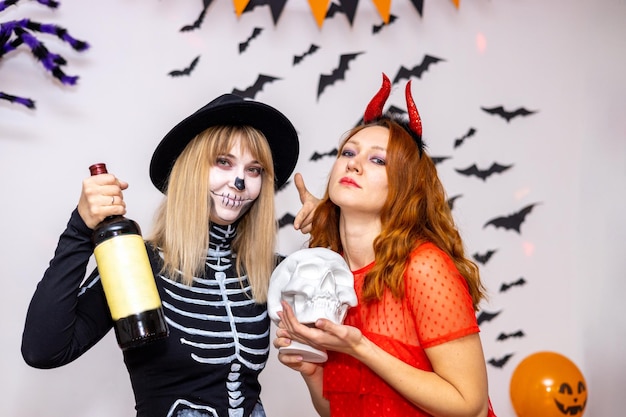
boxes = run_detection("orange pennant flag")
[451,0,460,9]
[233,0,252,17]
[371,0,392,23]
[308,0,330,28]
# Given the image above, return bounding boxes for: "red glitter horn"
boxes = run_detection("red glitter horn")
[363,73,392,123]
[405,80,423,138]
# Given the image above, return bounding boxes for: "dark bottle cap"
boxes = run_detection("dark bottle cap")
[89,163,108,176]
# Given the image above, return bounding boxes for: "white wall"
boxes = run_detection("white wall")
[2,0,624,416]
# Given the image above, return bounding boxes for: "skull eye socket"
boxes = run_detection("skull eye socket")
[559,383,573,395]
[295,263,322,278]
[578,381,586,394]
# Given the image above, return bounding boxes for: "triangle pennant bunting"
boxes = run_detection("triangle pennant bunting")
[338,0,359,25]
[409,0,424,17]
[267,0,289,24]
[308,0,331,28]
[233,0,252,17]
[371,0,392,24]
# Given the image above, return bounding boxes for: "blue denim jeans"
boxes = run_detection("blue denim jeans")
[251,402,266,417]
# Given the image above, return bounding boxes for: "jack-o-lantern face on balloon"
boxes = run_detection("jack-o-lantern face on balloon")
[510,351,588,417]
[554,380,587,415]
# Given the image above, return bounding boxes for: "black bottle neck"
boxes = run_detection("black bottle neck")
[92,215,142,245]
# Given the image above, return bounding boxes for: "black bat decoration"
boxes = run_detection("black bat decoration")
[497,330,525,341]
[481,106,537,123]
[168,56,200,77]
[278,212,295,228]
[484,203,539,234]
[310,148,338,161]
[372,14,397,34]
[354,104,406,127]
[294,44,319,65]
[386,105,407,117]
[431,156,451,166]
[317,52,364,99]
[500,277,527,292]
[454,127,477,149]
[232,74,280,99]
[181,7,208,31]
[455,162,513,181]
[392,55,445,84]
[488,353,514,369]
[473,249,497,265]
[447,194,462,211]
[239,27,263,53]
[476,310,501,326]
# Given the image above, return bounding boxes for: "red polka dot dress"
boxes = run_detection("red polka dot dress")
[322,242,497,417]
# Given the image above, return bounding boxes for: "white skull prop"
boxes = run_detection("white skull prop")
[268,248,357,325]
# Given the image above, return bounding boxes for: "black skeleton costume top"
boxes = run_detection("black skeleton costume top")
[22,209,271,417]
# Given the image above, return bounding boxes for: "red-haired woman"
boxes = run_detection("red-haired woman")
[274,74,497,417]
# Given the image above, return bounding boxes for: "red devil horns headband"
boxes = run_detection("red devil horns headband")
[363,73,424,154]
[364,73,392,123]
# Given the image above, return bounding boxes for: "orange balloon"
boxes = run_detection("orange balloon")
[510,351,587,417]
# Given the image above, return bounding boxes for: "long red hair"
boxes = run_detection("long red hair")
[309,118,486,310]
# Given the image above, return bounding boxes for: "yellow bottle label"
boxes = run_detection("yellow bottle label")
[94,234,162,320]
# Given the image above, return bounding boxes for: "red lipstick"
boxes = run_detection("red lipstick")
[339,177,360,188]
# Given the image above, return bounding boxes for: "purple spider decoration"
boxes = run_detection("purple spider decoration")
[1,0,89,109]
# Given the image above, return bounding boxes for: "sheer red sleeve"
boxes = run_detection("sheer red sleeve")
[404,243,479,348]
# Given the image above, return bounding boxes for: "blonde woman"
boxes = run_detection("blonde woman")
[22,94,313,417]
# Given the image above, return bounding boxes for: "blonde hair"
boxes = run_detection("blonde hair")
[310,119,486,310]
[148,125,277,303]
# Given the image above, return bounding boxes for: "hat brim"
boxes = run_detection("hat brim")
[150,94,299,192]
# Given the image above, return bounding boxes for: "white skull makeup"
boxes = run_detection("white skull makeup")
[268,248,357,362]
[207,138,262,225]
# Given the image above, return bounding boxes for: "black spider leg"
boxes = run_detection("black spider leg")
[34,0,60,8]
[0,0,20,13]
[14,26,78,84]
[0,6,88,109]
[0,27,20,56]
[0,0,59,13]
[0,24,35,108]
[0,92,35,108]
[23,19,88,51]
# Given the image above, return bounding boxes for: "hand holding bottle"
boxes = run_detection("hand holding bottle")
[86,163,169,350]
[78,170,129,229]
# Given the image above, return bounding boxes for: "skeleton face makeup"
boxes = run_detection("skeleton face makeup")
[234,177,245,190]
[208,137,262,225]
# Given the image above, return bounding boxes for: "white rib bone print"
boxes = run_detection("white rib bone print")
[162,224,269,417]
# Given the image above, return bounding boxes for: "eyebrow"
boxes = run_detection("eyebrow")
[345,139,386,152]
[218,153,262,165]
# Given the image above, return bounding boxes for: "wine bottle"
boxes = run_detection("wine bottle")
[89,163,169,350]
